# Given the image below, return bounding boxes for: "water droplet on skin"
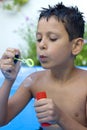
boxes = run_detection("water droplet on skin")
[23,77,33,88]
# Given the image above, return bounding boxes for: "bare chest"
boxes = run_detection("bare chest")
[31,69,87,129]
[46,82,87,126]
[39,83,87,130]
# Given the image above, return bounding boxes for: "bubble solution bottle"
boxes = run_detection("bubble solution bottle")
[36,91,51,127]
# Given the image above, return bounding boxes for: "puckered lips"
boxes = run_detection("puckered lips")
[39,55,48,62]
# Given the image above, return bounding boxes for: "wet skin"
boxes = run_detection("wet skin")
[0,16,86,130]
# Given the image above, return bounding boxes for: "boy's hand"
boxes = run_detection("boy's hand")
[0,48,21,81]
[34,98,60,125]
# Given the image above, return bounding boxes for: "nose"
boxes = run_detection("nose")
[39,39,47,50]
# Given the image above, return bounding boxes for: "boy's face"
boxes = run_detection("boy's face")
[36,16,74,69]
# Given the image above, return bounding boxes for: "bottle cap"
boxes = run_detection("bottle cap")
[36,91,47,100]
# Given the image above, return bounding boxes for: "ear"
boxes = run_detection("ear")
[72,38,84,55]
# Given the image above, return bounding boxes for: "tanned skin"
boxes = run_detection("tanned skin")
[0,3,86,130]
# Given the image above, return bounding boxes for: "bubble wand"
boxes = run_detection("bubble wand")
[14,55,34,67]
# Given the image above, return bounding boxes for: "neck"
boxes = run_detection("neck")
[50,64,76,83]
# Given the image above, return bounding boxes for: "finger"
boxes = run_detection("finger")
[1,64,15,72]
[2,51,15,59]
[2,48,20,59]
[38,115,51,124]
[35,104,48,113]
[34,99,47,107]
[7,48,21,56]
[36,110,49,118]
[6,48,20,53]
[2,70,14,80]
[0,59,14,70]
[2,58,14,64]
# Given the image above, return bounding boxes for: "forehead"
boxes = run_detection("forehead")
[37,16,66,34]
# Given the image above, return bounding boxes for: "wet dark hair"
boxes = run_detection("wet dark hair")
[38,2,85,41]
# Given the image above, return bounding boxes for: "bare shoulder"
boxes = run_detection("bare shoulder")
[28,69,48,82]
[22,70,48,91]
[21,69,49,96]
[76,67,87,78]
[75,67,87,86]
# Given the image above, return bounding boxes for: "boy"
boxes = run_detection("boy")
[0,2,86,130]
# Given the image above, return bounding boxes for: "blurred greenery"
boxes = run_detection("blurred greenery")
[18,20,87,66]
[18,19,41,66]
[74,44,87,66]
[74,23,87,66]
[2,0,29,11]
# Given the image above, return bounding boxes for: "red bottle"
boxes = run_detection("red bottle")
[36,91,51,127]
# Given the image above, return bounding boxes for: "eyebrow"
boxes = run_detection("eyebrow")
[36,31,58,36]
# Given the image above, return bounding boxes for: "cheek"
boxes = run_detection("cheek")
[49,45,72,62]
[48,46,62,57]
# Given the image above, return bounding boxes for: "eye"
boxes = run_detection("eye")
[48,33,58,42]
[36,33,42,43]
[50,38,58,42]
[36,38,42,42]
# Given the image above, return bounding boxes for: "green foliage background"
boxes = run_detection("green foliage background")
[74,24,87,66]
[18,21,41,66]
[3,0,29,11]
